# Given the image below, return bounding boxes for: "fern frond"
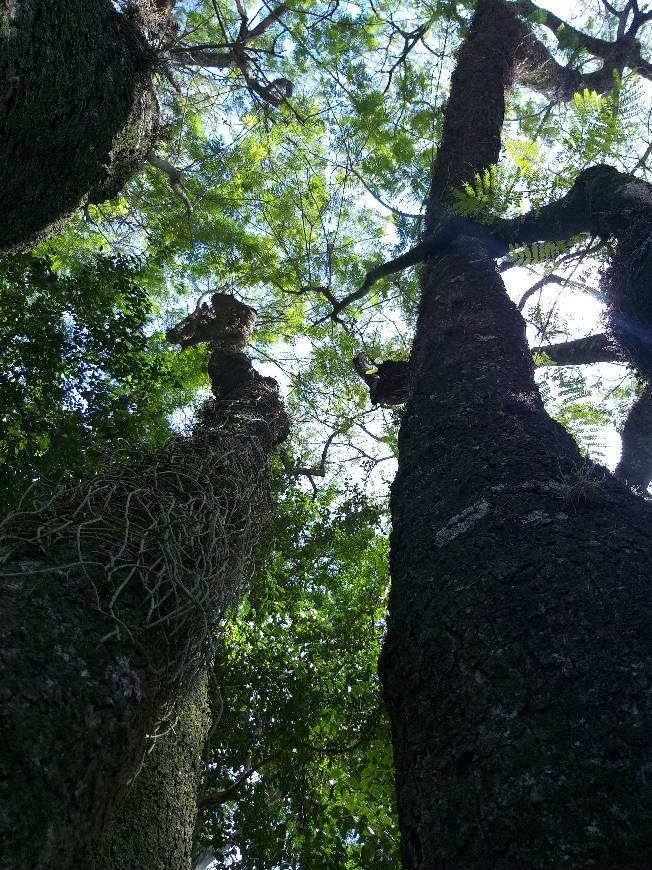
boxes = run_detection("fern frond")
[508,240,569,267]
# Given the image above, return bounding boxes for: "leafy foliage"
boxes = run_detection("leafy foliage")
[198,484,398,868]
[508,240,570,267]
[561,78,641,168]
[0,253,206,507]
[452,165,520,222]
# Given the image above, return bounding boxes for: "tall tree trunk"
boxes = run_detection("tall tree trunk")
[615,385,652,493]
[0,0,163,251]
[0,296,288,869]
[97,677,212,870]
[379,0,652,865]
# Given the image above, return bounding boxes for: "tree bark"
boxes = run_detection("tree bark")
[428,0,524,214]
[381,242,652,868]
[615,385,652,494]
[97,677,212,870]
[510,0,652,95]
[0,296,288,869]
[379,0,652,865]
[0,0,162,251]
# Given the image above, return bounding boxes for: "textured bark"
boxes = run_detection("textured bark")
[381,242,652,869]
[510,0,652,95]
[98,677,212,870]
[428,0,524,217]
[615,385,652,493]
[0,0,160,251]
[498,166,652,247]
[379,0,652,866]
[0,297,288,869]
[353,354,411,405]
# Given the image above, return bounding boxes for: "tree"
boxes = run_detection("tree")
[0,250,220,870]
[0,293,288,868]
[364,0,652,865]
[97,676,214,870]
[0,0,294,251]
[4,0,652,865]
[195,485,398,868]
[0,0,162,251]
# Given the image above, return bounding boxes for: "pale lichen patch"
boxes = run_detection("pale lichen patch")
[522,510,552,525]
[435,499,490,547]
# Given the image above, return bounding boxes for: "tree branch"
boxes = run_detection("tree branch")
[198,755,275,811]
[517,273,595,311]
[318,213,495,322]
[533,333,622,366]
[511,0,615,57]
[509,0,652,91]
[244,3,289,42]
[518,275,566,311]
[497,164,652,247]
[146,151,193,219]
[168,47,238,67]
[283,429,340,479]
[167,1,292,106]
[324,166,650,323]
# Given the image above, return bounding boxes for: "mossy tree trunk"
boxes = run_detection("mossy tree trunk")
[378,0,652,865]
[0,296,288,869]
[0,0,162,251]
[97,677,213,870]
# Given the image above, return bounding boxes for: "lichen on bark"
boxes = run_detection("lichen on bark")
[97,677,213,870]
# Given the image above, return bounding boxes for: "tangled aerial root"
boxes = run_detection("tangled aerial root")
[1,294,288,734]
[0,424,271,724]
[0,294,289,866]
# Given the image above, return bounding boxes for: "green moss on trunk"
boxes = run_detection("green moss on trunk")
[98,678,212,870]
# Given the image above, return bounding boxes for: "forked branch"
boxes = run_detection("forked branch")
[167,1,292,106]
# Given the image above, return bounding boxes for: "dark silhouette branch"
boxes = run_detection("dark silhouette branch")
[517,275,568,311]
[198,755,276,811]
[533,336,652,494]
[244,3,289,42]
[322,164,651,322]
[167,1,292,106]
[509,0,652,93]
[516,271,604,312]
[533,333,622,366]
[496,164,652,246]
[283,429,340,480]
